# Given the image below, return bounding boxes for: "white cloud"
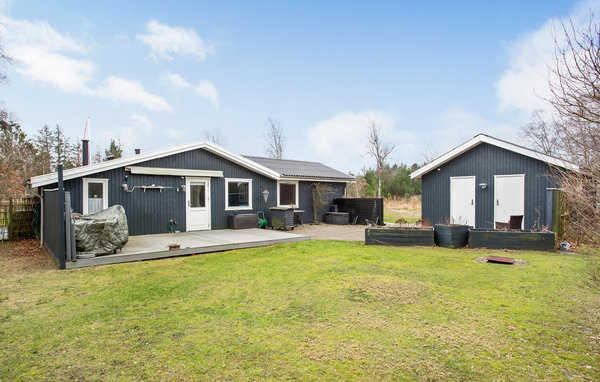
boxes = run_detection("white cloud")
[164,72,219,106]
[0,16,94,92]
[1,15,172,112]
[129,114,154,130]
[166,127,185,139]
[96,76,173,112]
[136,20,213,61]
[307,110,416,172]
[495,0,600,115]
[193,80,219,107]
[164,72,190,88]
[422,108,516,161]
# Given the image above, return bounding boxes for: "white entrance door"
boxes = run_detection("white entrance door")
[450,176,476,226]
[494,174,525,229]
[186,177,211,231]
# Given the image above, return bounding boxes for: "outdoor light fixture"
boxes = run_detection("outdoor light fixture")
[479,183,488,189]
[122,183,128,191]
[262,188,270,202]
[181,185,186,192]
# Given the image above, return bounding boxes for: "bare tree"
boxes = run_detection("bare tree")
[543,15,600,246]
[312,183,338,223]
[203,127,225,146]
[366,119,395,198]
[519,110,560,156]
[419,140,439,165]
[264,117,285,159]
[0,37,13,84]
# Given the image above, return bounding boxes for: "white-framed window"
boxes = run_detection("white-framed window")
[278,181,298,207]
[225,178,252,210]
[83,178,109,215]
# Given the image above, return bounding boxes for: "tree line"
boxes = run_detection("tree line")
[350,163,421,199]
[0,115,123,198]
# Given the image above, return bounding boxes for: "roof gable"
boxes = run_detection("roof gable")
[30,142,280,188]
[410,134,579,179]
[244,156,354,181]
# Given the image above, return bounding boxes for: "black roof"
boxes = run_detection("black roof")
[244,156,354,181]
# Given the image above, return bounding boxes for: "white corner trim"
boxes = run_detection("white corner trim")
[410,134,580,179]
[225,178,253,210]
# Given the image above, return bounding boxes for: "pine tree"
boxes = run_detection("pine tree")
[32,124,54,175]
[104,138,123,159]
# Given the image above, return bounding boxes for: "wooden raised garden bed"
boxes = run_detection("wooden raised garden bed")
[365,227,434,246]
[433,224,469,249]
[468,229,555,251]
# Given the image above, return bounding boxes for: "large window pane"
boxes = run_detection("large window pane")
[228,181,249,207]
[280,183,296,206]
[190,183,206,208]
[87,182,104,214]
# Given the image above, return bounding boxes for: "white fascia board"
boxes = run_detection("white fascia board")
[279,177,355,183]
[410,134,580,179]
[31,141,281,188]
[201,143,281,180]
[126,166,223,178]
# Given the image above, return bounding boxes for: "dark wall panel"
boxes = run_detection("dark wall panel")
[421,143,558,230]
[46,149,278,235]
[298,181,346,223]
[44,149,348,234]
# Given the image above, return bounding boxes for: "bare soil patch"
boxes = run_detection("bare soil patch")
[0,239,56,276]
[292,223,366,241]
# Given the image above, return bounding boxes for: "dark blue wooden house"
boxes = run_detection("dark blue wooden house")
[30,142,354,235]
[410,134,578,230]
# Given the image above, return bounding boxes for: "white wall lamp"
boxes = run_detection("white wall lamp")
[262,188,270,202]
[479,183,488,190]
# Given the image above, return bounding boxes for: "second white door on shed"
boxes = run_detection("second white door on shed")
[450,176,476,226]
[494,174,525,229]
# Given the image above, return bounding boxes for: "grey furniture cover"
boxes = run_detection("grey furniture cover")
[73,205,129,255]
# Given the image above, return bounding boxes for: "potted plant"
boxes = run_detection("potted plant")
[434,220,470,249]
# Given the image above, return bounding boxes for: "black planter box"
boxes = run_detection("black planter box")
[434,224,469,248]
[468,229,555,251]
[228,214,259,229]
[365,228,434,246]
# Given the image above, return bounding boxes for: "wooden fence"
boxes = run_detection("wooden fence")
[0,197,39,241]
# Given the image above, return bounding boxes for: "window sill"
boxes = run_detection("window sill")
[225,206,253,211]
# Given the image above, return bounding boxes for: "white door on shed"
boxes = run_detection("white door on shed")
[450,176,476,226]
[494,174,525,229]
[186,177,211,231]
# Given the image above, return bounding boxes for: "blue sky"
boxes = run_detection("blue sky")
[0,0,595,174]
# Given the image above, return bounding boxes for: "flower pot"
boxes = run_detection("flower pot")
[434,224,469,248]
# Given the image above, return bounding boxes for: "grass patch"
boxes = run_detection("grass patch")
[384,209,421,223]
[1,240,599,380]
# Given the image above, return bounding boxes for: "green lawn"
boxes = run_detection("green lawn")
[384,209,421,224]
[1,241,599,380]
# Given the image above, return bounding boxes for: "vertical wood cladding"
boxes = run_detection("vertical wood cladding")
[298,181,346,223]
[44,148,347,235]
[421,143,557,230]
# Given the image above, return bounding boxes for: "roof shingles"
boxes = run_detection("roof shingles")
[244,156,354,180]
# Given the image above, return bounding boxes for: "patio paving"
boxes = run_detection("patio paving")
[67,228,309,269]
